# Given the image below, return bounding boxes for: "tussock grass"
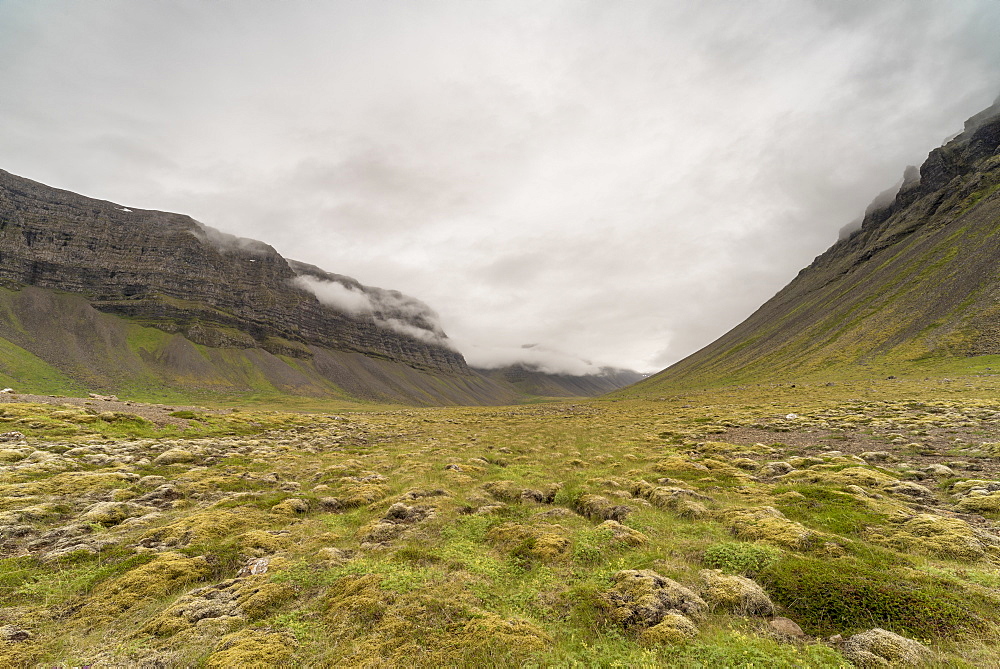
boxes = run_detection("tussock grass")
[3,376,1000,666]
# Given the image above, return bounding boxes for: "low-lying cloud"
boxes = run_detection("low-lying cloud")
[839,163,924,240]
[294,275,453,348]
[294,276,373,315]
[190,221,274,256]
[463,343,612,377]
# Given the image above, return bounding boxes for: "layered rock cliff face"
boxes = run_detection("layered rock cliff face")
[0,169,464,373]
[633,98,1000,391]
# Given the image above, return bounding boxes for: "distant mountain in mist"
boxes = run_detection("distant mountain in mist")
[474,364,645,398]
[630,96,1000,393]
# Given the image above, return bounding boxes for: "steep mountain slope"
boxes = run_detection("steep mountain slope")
[632,99,1000,392]
[0,170,520,404]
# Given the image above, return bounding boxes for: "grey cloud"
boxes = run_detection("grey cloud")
[1,1,999,374]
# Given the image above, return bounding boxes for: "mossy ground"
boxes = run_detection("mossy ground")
[2,374,1000,666]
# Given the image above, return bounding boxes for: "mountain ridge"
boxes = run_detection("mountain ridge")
[0,169,642,404]
[0,168,465,373]
[629,99,1000,393]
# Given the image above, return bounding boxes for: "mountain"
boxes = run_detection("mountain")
[474,364,645,397]
[0,169,524,405]
[630,97,1000,392]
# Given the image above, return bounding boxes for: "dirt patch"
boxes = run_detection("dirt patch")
[719,425,1000,477]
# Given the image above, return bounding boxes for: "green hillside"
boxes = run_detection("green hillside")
[629,103,1000,394]
[0,285,520,407]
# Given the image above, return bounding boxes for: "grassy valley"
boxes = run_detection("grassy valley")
[3,374,1000,666]
[3,63,1000,669]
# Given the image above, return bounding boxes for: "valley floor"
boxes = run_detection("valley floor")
[3,375,1000,667]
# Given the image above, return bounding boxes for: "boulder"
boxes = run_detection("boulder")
[769,617,804,638]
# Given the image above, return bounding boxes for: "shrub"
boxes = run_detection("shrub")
[702,542,783,577]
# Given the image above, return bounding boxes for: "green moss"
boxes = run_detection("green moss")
[773,484,888,536]
[871,513,997,561]
[142,508,274,549]
[487,522,570,564]
[600,570,707,627]
[337,481,390,508]
[638,613,699,645]
[720,507,825,550]
[482,479,524,502]
[573,493,630,522]
[956,491,1000,515]
[697,569,774,616]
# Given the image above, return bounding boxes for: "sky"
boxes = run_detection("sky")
[1,0,999,374]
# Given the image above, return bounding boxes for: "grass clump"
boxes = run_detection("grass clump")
[318,572,551,667]
[659,630,848,668]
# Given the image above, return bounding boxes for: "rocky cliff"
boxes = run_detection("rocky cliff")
[0,169,465,373]
[630,97,1000,392]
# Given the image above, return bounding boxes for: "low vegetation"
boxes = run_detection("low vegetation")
[3,372,1000,666]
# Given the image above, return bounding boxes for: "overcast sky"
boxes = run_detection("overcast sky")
[2,1,999,374]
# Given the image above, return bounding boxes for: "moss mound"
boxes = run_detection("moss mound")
[573,493,631,521]
[601,569,706,627]
[638,612,700,645]
[720,507,825,550]
[697,569,774,616]
[841,627,933,667]
[78,552,211,623]
[205,629,297,667]
[486,522,570,562]
[872,513,999,561]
